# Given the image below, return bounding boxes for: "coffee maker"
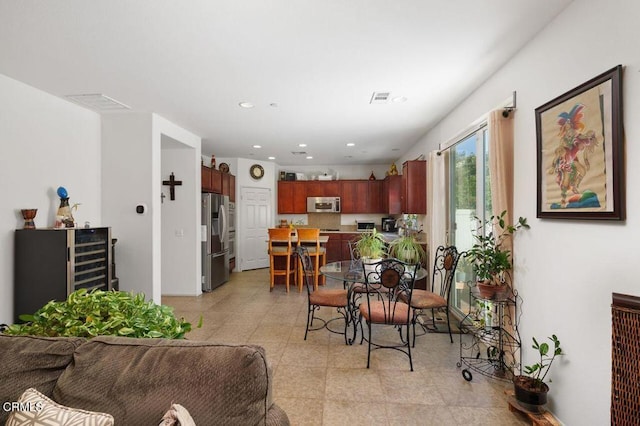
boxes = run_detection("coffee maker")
[381,217,398,233]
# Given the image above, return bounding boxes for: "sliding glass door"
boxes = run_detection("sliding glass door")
[449,126,490,318]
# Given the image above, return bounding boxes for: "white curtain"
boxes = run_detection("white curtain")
[427,150,447,273]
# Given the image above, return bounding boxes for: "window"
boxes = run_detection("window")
[448,124,490,317]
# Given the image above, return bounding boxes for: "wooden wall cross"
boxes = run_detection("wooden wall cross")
[162,172,182,200]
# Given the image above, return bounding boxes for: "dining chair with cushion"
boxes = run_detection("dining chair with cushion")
[400,245,461,345]
[296,228,326,292]
[296,246,350,344]
[359,258,418,371]
[268,228,296,292]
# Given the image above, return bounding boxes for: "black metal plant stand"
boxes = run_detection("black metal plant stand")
[457,282,521,382]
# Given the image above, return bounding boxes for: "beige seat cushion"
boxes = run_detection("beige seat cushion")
[402,289,447,309]
[309,289,348,307]
[360,301,412,325]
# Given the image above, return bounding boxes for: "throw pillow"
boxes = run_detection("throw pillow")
[159,403,196,426]
[5,387,114,426]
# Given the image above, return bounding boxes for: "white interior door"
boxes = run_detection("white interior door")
[240,187,271,270]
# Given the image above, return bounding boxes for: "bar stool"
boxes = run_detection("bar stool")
[268,228,296,292]
[296,228,326,292]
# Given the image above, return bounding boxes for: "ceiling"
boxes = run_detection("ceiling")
[0,0,572,166]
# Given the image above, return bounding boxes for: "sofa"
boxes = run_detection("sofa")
[0,334,290,425]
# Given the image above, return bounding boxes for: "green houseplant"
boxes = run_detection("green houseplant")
[388,235,426,265]
[3,288,195,339]
[514,335,564,407]
[465,210,529,296]
[355,228,387,260]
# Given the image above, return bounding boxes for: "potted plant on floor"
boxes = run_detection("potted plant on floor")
[465,210,529,298]
[514,334,564,409]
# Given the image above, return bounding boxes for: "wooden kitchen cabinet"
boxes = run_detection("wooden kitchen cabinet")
[306,181,339,197]
[229,174,236,202]
[278,181,307,213]
[402,160,426,214]
[322,233,342,263]
[340,233,359,260]
[222,172,231,197]
[384,175,402,214]
[210,168,222,194]
[201,165,212,192]
[368,180,384,213]
[340,180,368,213]
[202,166,235,199]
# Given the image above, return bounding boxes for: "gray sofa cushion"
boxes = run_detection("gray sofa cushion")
[53,336,277,426]
[0,335,86,424]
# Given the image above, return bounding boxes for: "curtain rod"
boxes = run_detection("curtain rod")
[437,91,516,156]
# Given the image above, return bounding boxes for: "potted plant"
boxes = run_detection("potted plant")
[514,335,564,408]
[2,288,196,339]
[388,235,426,266]
[465,210,529,298]
[356,228,387,273]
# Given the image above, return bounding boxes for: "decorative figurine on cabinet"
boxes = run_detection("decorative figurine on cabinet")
[55,186,75,228]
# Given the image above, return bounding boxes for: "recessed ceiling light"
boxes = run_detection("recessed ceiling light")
[253,145,262,149]
[392,96,407,103]
[346,143,355,147]
[306,156,313,160]
[268,156,275,160]
[298,143,307,147]
[239,102,254,108]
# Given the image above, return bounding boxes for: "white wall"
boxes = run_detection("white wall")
[102,113,155,300]
[103,113,201,303]
[159,126,201,296]
[0,73,102,324]
[411,1,640,423]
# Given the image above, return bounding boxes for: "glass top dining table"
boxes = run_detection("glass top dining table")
[319,260,428,283]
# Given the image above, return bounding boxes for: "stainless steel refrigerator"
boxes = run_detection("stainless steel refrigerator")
[201,193,230,291]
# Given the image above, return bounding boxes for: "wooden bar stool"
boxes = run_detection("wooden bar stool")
[296,228,326,292]
[268,228,296,292]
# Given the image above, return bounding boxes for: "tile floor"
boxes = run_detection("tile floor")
[162,268,529,426]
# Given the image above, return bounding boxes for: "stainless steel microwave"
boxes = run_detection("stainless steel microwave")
[307,197,341,213]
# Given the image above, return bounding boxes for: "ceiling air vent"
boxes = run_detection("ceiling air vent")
[64,93,130,112]
[291,151,308,155]
[370,91,391,104]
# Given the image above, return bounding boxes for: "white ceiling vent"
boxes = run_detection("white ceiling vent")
[64,93,130,111]
[291,151,308,155]
[370,91,391,104]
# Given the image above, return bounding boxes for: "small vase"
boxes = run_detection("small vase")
[21,209,38,229]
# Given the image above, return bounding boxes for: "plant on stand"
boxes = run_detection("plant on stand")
[465,210,529,298]
[514,335,564,409]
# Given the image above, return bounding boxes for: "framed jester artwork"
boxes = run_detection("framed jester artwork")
[536,65,625,220]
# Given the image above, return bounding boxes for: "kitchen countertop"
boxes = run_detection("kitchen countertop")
[315,228,426,244]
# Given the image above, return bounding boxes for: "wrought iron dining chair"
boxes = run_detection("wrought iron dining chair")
[296,246,350,344]
[400,245,461,345]
[359,258,418,371]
